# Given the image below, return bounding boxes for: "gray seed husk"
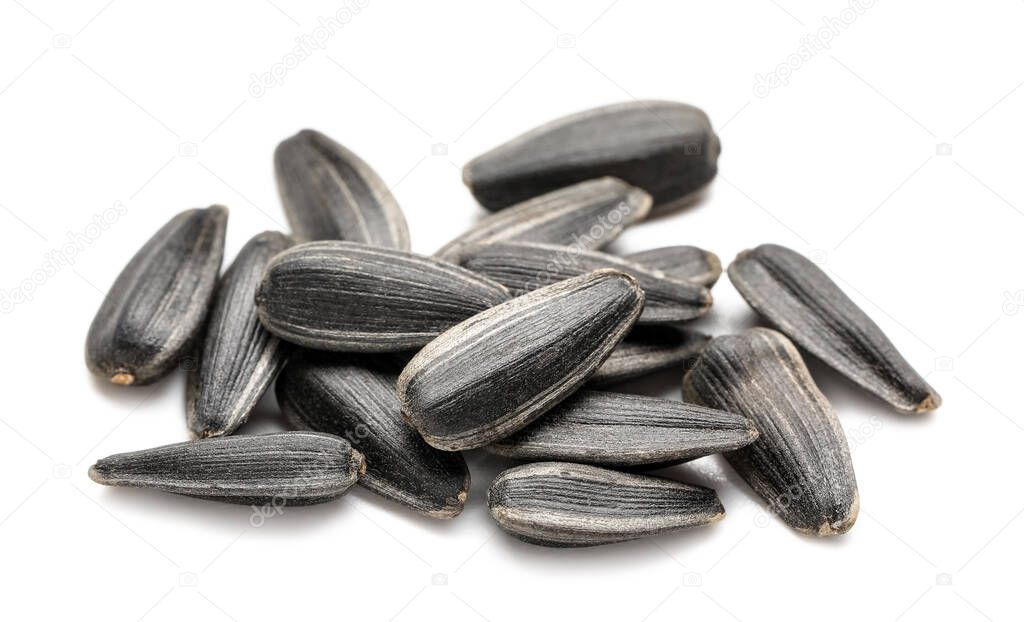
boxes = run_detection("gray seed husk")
[590,325,710,386]
[435,177,650,262]
[186,231,294,439]
[256,241,511,352]
[463,100,720,214]
[488,390,758,467]
[274,129,410,249]
[88,432,365,506]
[398,269,645,451]
[457,241,711,323]
[728,244,940,413]
[488,462,725,547]
[85,205,228,386]
[625,245,722,287]
[276,352,470,519]
[683,328,859,536]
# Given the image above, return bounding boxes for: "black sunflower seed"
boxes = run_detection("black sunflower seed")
[277,352,470,519]
[683,328,859,536]
[590,325,710,386]
[625,245,722,287]
[398,269,645,451]
[85,205,228,386]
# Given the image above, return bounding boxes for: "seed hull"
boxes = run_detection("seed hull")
[274,129,410,249]
[256,241,511,352]
[398,269,644,451]
[463,100,720,213]
[187,231,294,439]
[625,245,722,287]
[85,206,228,386]
[590,325,709,386]
[89,432,364,506]
[277,352,470,518]
[728,244,940,413]
[488,462,725,547]
[683,328,859,536]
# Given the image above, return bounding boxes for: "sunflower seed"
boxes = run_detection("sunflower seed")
[683,328,859,536]
[463,100,720,214]
[457,241,711,323]
[488,462,724,547]
[274,129,410,249]
[277,352,470,518]
[398,269,644,451]
[590,326,710,386]
[186,231,294,439]
[86,206,228,386]
[728,244,940,413]
[256,241,511,352]
[435,177,650,261]
[488,390,757,467]
[625,246,722,287]
[88,432,365,506]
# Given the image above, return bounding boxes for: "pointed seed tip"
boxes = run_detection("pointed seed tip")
[110,372,135,386]
[915,393,942,412]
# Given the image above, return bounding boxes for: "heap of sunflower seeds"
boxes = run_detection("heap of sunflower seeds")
[85,100,940,547]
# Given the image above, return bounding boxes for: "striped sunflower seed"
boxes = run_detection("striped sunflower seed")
[457,241,711,323]
[277,352,470,519]
[256,241,511,352]
[590,325,710,386]
[728,244,940,413]
[85,205,228,386]
[625,245,722,287]
[274,129,410,249]
[463,100,720,214]
[89,432,365,506]
[398,269,644,451]
[186,231,294,439]
[435,177,650,261]
[488,390,757,467]
[683,328,859,536]
[488,462,724,547]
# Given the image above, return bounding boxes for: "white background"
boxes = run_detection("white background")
[1,1,1021,620]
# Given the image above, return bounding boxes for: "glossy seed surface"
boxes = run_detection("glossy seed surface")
[435,177,650,261]
[274,129,410,249]
[488,462,724,547]
[463,100,720,213]
[590,326,709,386]
[89,432,365,506]
[277,353,470,518]
[458,241,711,323]
[186,231,294,439]
[256,241,511,352]
[625,245,722,287]
[683,328,859,536]
[398,270,644,451]
[488,390,757,467]
[86,205,228,386]
[729,244,940,413]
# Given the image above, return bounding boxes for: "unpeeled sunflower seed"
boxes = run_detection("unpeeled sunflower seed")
[590,325,710,386]
[186,231,294,439]
[728,244,940,413]
[463,100,720,214]
[683,328,859,536]
[277,352,470,519]
[488,390,758,467]
[86,205,228,386]
[89,432,365,506]
[256,241,511,352]
[274,129,410,249]
[488,462,724,547]
[625,245,722,287]
[435,177,650,261]
[398,269,644,451]
[457,241,711,323]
